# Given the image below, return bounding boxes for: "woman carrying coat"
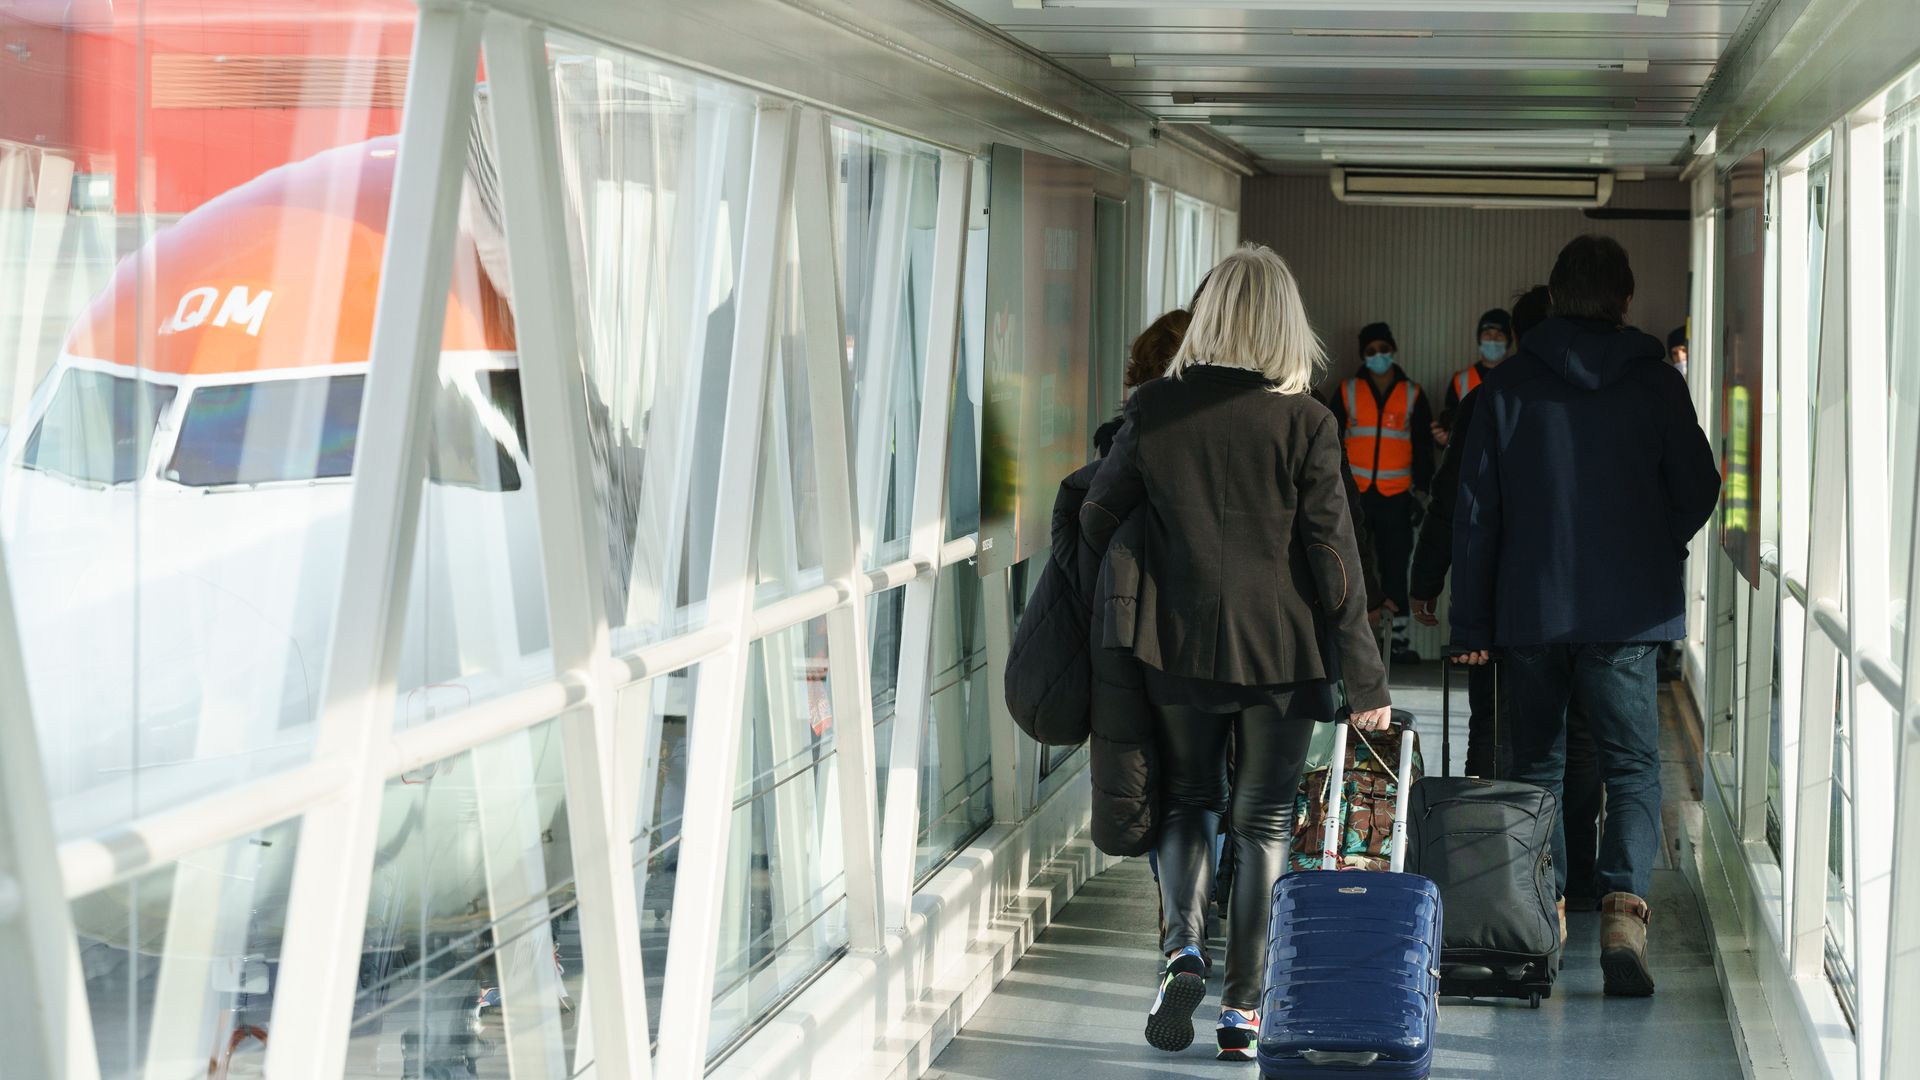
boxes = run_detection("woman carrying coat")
[1080,245,1391,1061]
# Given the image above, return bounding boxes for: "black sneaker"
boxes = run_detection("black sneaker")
[1215,1008,1259,1062]
[1145,945,1208,1052]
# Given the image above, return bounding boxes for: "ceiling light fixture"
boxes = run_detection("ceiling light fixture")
[1125,54,1650,72]
[1017,0,1668,14]
[1290,28,1436,38]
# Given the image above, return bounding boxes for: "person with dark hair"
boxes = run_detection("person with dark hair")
[1096,309,1194,457]
[1667,325,1688,378]
[1452,234,1721,997]
[1327,321,1434,665]
[1433,307,1515,448]
[1411,286,1548,776]
[1128,309,1193,391]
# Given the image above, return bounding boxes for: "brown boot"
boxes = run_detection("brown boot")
[1599,892,1655,996]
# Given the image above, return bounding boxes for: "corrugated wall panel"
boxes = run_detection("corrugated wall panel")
[1239,175,1692,658]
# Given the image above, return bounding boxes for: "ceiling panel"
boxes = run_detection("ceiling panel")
[942,0,1762,174]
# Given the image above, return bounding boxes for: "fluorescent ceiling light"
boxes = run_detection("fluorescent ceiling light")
[1124,54,1650,72]
[1305,128,1618,146]
[1019,0,1668,13]
[1290,28,1435,38]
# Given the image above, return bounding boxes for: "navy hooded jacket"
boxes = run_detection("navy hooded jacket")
[1450,317,1721,649]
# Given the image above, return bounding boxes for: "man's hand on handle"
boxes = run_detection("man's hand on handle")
[1351,706,1393,732]
[1410,596,1439,627]
[1454,650,1491,666]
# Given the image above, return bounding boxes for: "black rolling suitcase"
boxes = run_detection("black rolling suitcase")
[1404,660,1560,1007]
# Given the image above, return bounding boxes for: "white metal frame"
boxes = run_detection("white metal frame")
[1688,62,1920,1080]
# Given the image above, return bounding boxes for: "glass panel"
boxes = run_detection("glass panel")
[346,719,585,1077]
[1825,653,1857,1024]
[74,818,299,1079]
[749,212,825,605]
[1807,147,1833,429]
[543,33,758,652]
[392,86,553,730]
[833,123,940,570]
[916,562,995,879]
[2,1,416,838]
[624,666,699,1048]
[871,586,908,813]
[709,616,848,1058]
[1888,99,1920,654]
[946,158,989,543]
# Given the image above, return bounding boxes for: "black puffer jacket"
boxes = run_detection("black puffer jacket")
[1003,462,1102,746]
[1004,443,1157,856]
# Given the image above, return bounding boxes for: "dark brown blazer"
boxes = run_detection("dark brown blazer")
[1080,364,1389,711]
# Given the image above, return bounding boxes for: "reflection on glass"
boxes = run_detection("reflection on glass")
[624,667,698,1045]
[947,157,989,542]
[1767,591,1787,859]
[916,563,995,879]
[834,123,941,569]
[74,818,299,1080]
[1807,152,1831,415]
[20,368,175,484]
[1887,109,1920,653]
[543,33,757,651]
[0,2,415,839]
[750,211,826,604]
[392,97,554,729]
[709,616,848,1058]
[346,719,584,1077]
[1825,654,1856,1023]
[870,587,907,813]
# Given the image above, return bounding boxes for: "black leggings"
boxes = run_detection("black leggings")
[1153,701,1317,1011]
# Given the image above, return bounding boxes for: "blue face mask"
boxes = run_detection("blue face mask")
[1479,340,1508,363]
[1364,353,1393,374]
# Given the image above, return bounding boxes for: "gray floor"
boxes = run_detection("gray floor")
[930,668,1743,1080]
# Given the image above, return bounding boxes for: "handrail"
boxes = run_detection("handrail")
[60,760,354,898]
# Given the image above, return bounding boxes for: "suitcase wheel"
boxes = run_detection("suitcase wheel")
[1528,992,1542,1009]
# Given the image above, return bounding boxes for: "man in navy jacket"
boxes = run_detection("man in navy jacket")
[1450,235,1720,998]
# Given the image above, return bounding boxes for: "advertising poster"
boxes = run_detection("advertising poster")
[1720,150,1765,586]
[978,144,1095,576]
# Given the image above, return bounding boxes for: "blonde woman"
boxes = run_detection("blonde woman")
[1080,245,1390,1060]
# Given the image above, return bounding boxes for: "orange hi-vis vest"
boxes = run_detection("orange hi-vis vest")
[1342,377,1421,496]
[1452,365,1482,402]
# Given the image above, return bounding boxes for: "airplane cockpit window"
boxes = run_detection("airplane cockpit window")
[164,367,528,490]
[167,374,365,487]
[20,368,177,486]
[427,368,528,492]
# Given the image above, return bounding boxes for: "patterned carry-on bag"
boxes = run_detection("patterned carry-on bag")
[1257,720,1443,1079]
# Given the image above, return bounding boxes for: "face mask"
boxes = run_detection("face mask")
[1674,360,1687,378]
[1479,340,1508,363]
[1364,353,1393,375]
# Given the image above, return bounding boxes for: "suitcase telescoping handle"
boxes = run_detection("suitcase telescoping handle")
[1316,720,1419,874]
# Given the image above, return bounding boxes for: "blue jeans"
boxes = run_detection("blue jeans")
[1502,642,1663,900]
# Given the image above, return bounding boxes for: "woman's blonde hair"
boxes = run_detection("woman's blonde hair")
[1167,244,1325,394]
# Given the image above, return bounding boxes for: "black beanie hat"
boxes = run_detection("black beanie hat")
[1477,308,1513,339]
[1358,321,1396,356]
[1667,325,1688,350]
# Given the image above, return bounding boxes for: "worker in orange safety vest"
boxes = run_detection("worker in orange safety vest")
[1434,307,1514,448]
[1328,320,1435,665]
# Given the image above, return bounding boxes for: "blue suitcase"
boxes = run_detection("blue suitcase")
[1258,724,1442,1079]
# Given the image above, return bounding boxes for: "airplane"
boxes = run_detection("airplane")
[2,135,579,1076]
